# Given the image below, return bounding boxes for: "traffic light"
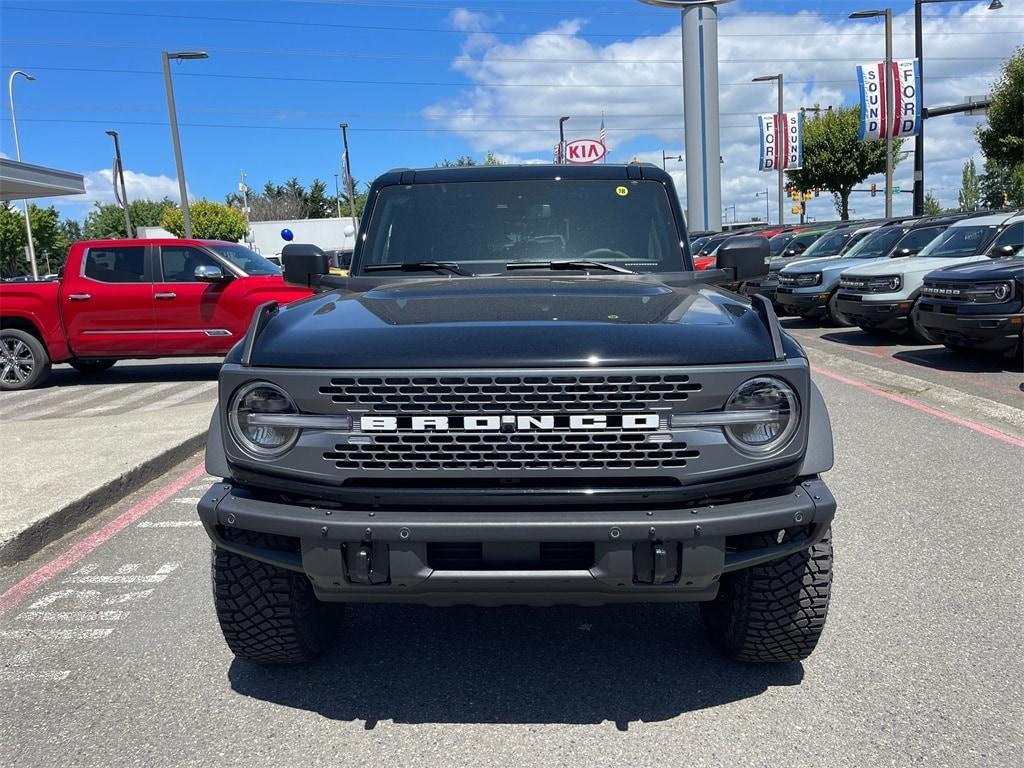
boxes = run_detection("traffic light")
[803,191,813,201]
[1004,192,1010,206]
[791,205,801,215]
[870,183,877,197]
[791,189,801,202]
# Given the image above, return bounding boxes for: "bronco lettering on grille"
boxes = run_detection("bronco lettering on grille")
[360,413,661,432]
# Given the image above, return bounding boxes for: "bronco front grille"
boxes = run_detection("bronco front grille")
[318,374,702,413]
[323,432,700,472]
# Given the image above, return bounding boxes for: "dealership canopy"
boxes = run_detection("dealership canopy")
[0,158,85,200]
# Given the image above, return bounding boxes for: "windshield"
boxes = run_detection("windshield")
[768,232,796,257]
[798,229,850,258]
[359,180,684,275]
[208,244,282,276]
[845,226,906,259]
[916,225,998,258]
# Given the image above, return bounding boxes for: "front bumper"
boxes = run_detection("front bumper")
[197,477,836,606]
[913,307,1024,354]
[777,288,832,316]
[741,278,779,304]
[835,294,913,330]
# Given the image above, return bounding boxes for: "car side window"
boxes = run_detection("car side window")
[160,246,220,282]
[83,246,147,283]
[899,226,941,254]
[991,222,1024,255]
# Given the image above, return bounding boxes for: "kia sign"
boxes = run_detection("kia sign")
[566,139,606,164]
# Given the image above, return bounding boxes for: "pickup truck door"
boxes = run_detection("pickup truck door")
[61,244,156,356]
[150,244,248,355]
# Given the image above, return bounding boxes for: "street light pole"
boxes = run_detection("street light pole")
[849,10,893,218]
[912,0,1003,215]
[756,189,770,223]
[8,70,38,280]
[661,150,683,170]
[339,123,357,222]
[105,130,132,237]
[558,116,570,164]
[161,50,207,239]
[753,73,785,226]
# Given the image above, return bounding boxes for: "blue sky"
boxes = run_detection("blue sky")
[1,0,1021,223]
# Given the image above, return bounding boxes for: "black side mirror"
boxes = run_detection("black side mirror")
[715,236,770,281]
[997,244,1017,257]
[282,243,329,288]
[896,247,913,257]
[784,248,798,257]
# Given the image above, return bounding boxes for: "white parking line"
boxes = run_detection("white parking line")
[0,386,79,417]
[14,384,135,420]
[0,628,114,640]
[0,669,72,682]
[136,381,217,411]
[78,382,182,416]
[172,497,202,505]
[137,520,202,528]
[63,562,181,584]
[20,610,129,622]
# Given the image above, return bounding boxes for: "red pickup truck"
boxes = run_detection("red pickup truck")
[0,238,311,390]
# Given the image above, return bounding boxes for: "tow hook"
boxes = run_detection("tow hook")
[344,541,390,585]
[633,541,680,585]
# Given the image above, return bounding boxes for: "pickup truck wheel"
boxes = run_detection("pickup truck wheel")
[0,328,50,391]
[70,359,117,374]
[212,533,342,664]
[700,529,833,663]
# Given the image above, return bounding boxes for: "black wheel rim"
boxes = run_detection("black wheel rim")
[0,334,35,385]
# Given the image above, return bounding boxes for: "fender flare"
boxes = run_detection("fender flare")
[798,380,834,476]
[205,406,231,478]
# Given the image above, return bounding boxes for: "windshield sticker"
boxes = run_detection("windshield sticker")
[615,186,629,197]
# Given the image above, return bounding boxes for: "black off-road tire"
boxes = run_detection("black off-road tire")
[907,301,939,344]
[70,359,117,374]
[826,292,853,327]
[700,529,833,663]
[212,532,342,664]
[0,328,51,391]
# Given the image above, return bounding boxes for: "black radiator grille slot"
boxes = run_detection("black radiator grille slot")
[426,542,596,571]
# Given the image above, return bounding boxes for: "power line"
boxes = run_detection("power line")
[0,39,1015,64]
[2,5,1018,38]
[4,64,996,91]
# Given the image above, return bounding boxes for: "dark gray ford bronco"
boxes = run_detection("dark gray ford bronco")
[198,164,836,664]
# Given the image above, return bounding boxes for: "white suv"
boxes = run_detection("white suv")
[834,211,1020,340]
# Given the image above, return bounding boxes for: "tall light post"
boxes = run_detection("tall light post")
[752,73,785,226]
[756,189,770,223]
[161,50,207,238]
[661,150,683,171]
[558,116,570,164]
[8,69,39,280]
[911,0,1003,215]
[105,130,132,237]
[849,10,893,218]
[639,0,732,233]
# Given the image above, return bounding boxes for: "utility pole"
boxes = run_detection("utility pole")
[339,123,357,222]
[239,169,252,245]
[106,130,132,237]
[753,73,785,226]
[161,50,208,238]
[8,69,38,280]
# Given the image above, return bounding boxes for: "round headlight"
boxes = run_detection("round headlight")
[993,282,1011,302]
[886,275,901,291]
[723,377,800,455]
[228,382,299,458]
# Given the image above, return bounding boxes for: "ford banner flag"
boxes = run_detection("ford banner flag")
[857,59,922,140]
[758,112,803,172]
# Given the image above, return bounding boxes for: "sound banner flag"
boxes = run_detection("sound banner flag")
[758,112,803,172]
[857,59,922,140]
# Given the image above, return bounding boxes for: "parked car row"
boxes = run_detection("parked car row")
[718,210,1024,364]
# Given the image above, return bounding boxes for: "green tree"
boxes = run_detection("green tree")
[439,151,503,168]
[785,106,902,220]
[958,158,980,211]
[976,47,1024,208]
[923,191,944,215]
[979,158,1024,208]
[0,203,73,277]
[83,198,175,239]
[161,200,247,241]
[304,178,332,218]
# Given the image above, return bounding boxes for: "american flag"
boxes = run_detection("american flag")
[599,119,606,146]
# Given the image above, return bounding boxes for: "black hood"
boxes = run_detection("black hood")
[925,258,1024,282]
[249,276,784,368]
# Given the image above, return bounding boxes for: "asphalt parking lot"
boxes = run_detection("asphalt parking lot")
[1,334,1021,768]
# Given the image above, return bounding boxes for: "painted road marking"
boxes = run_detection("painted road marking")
[137,520,202,528]
[188,484,214,491]
[77,382,182,416]
[25,588,154,609]
[0,669,72,682]
[0,463,203,617]
[136,381,217,412]
[813,367,1024,448]
[20,610,129,622]
[15,384,135,420]
[172,497,202,505]
[64,562,181,584]
[0,628,114,640]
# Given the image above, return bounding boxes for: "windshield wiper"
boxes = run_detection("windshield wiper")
[363,261,467,276]
[505,260,636,275]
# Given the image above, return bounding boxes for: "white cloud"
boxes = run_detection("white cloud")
[425,4,1024,222]
[59,168,185,210]
[0,151,8,160]
[448,7,500,33]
